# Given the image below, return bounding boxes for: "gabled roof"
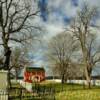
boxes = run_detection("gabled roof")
[25,67,45,72]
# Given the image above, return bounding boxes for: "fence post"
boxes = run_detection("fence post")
[19,88,22,100]
[53,88,56,100]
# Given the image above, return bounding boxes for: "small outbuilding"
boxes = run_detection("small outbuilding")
[24,67,45,83]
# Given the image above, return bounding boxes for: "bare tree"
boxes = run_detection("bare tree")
[10,47,32,80]
[69,4,100,88]
[0,0,40,88]
[47,32,77,83]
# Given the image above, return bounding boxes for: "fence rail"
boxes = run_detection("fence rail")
[0,90,8,100]
[0,84,55,100]
[3,84,55,100]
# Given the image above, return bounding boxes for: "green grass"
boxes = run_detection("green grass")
[56,88,100,100]
[33,82,100,100]
[11,81,100,100]
[53,83,100,100]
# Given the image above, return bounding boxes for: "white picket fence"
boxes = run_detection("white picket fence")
[0,90,8,100]
[53,79,100,86]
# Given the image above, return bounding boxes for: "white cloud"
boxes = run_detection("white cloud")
[28,0,100,71]
[43,23,64,41]
[78,0,100,7]
[47,0,78,24]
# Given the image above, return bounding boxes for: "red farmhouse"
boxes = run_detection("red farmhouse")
[24,67,45,83]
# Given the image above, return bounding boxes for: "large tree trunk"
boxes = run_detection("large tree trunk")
[2,32,12,88]
[61,74,65,84]
[82,46,92,89]
[85,66,92,89]
[3,47,12,88]
[4,47,11,70]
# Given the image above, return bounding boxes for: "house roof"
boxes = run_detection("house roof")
[25,67,45,72]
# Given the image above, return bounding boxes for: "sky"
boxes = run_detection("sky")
[30,0,100,76]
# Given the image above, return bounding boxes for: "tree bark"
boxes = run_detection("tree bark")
[85,66,91,89]
[82,47,92,89]
[4,47,11,70]
[3,47,12,88]
[61,74,65,84]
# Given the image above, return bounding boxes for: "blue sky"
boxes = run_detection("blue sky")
[39,0,100,24]
[39,0,77,24]
[30,0,100,75]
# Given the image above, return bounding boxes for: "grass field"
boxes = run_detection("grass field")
[37,81,100,100]
[11,81,100,100]
[54,83,100,100]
